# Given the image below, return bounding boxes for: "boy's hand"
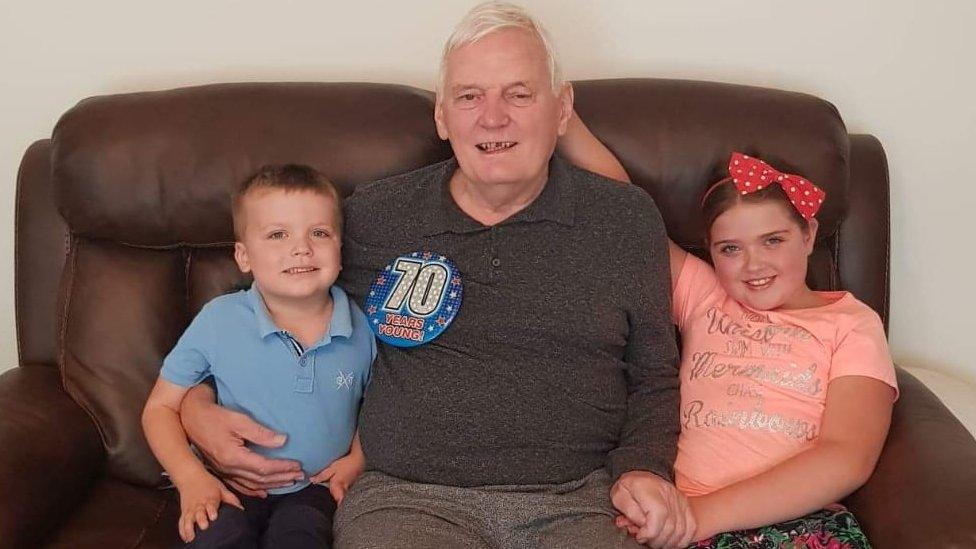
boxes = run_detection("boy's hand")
[310,449,366,504]
[175,470,243,543]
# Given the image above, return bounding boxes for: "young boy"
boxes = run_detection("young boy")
[142,164,375,548]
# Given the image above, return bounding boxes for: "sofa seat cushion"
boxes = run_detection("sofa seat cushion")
[44,477,179,548]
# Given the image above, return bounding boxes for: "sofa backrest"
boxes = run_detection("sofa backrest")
[16,80,890,486]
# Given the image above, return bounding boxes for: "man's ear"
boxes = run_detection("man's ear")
[555,82,574,136]
[234,242,252,274]
[804,218,819,255]
[434,96,449,141]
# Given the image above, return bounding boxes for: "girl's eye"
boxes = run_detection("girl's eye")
[765,236,785,246]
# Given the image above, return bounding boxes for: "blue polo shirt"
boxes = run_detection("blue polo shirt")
[161,283,375,494]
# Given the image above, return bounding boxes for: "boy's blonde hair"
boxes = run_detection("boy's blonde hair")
[232,164,342,239]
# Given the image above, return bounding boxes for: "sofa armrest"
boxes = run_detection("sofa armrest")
[0,364,105,549]
[844,366,976,548]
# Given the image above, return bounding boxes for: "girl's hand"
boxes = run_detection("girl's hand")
[614,498,699,549]
[176,470,243,543]
[310,449,366,504]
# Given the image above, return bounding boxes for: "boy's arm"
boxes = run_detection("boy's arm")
[689,376,894,540]
[143,378,244,542]
[309,430,365,504]
[142,378,212,486]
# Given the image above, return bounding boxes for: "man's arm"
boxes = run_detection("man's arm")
[609,195,691,548]
[557,112,686,291]
[180,383,304,497]
[559,110,692,547]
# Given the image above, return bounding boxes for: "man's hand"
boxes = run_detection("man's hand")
[310,447,366,504]
[610,471,696,548]
[180,385,304,497]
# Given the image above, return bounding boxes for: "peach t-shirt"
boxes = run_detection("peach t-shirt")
[672,253,898,497]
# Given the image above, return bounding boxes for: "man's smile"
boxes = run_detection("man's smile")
[476,141,517,153]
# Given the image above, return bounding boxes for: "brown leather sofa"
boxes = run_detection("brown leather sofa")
[2,80,975,548]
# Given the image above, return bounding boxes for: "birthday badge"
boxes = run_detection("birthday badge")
[365,252,463,347]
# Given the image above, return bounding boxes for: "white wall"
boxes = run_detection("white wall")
[2,0,973,382]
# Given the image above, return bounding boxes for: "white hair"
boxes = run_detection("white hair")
[437,1,563,94]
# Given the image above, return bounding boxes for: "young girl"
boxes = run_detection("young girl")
[559,115,897,548]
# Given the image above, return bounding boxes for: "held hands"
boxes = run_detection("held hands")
[610,471,697,548]
[181,394,304,497]
[175,469,243,543]
[310,446,366,504]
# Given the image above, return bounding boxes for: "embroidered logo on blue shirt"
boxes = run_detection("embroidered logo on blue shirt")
[335,371,355,390]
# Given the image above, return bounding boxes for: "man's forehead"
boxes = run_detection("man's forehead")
[442,28,549,86]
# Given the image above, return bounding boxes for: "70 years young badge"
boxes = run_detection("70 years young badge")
[365,252,463,347]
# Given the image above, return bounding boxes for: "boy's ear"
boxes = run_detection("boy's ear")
[234,242,252,273]
[804,218,819,255]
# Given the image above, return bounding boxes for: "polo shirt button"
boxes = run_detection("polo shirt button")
[491,257,501,267]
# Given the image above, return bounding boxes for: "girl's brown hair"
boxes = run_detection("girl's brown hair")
[701,181,810,242]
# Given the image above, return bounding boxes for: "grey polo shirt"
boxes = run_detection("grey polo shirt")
[340,155,679,487]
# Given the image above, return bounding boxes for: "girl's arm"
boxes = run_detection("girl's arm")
[689,376,894,540]
[557,111,687,290]
[557,112,632,183]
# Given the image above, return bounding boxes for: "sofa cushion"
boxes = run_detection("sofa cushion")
[42,477,179,548]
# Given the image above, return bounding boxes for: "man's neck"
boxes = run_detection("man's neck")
[448,167,549,226]
[262,290,334,348]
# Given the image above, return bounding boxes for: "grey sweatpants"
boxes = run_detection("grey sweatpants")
[334,468,641,549]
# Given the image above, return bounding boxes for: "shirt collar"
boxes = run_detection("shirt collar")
[421,155,577,237]
[247,283,353,345]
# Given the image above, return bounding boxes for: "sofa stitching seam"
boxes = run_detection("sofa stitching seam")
[58,237,111,449]
[131,493,171,548]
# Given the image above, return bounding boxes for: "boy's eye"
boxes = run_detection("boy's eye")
[267,231,286,240]
[311,229,330,238]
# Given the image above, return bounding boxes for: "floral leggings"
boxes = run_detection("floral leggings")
[690,505,870,549]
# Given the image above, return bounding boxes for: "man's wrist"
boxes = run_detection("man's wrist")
[609,451,674,483]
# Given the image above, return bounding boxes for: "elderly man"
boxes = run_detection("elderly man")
[182,2,689,547]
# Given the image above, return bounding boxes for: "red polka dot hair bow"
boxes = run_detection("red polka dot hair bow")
[721,152,826,219]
